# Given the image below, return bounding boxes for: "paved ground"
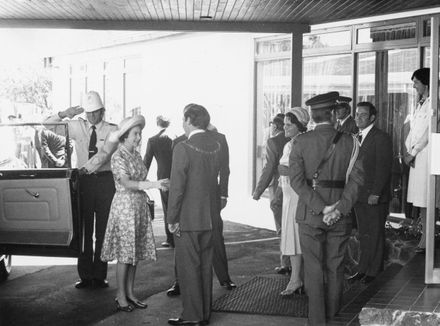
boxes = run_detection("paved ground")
[0,215,307,326]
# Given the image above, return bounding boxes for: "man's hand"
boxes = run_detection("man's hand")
[323,209,341,226]
[78,167,88,176]
[404,153,415,166]
[220,197,227,210]
[168,223,180,237]
[60,106,84,119]
[54,158,65,167]
[367,194,379,205]
[323,201,339,215]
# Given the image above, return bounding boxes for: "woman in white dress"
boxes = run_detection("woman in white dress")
[278,107,310,296]
[404,68,431,252]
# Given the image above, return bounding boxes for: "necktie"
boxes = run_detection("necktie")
[89,126,97,159]
[336,120,341,130]
[357,132,363,144]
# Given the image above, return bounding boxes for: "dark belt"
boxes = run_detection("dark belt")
[88,171,113,177]
[307,179,345,189]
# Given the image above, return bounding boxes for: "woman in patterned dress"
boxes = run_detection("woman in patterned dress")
[278,107,310,296]
[101,115,169,312]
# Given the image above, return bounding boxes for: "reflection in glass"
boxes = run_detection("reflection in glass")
[0,123,74,170]
[256,38,291,56]
[255,58,291,187]
[104,59,124,124]
[303,31,351,49]
[357,52,375,104]
[357,22,416,44]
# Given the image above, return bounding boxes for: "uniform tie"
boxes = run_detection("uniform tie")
[336,120,341,130]
[89,126,97,159]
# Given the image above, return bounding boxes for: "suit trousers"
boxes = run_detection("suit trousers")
[354,202,387,276]
[299,222,351,326]
[78,173,115,281]
[211,212,230,283]
[175,231,213,322]
[160,189,173,243]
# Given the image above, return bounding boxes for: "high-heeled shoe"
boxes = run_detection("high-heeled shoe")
[280,283,304,296]
[126,297,148,309]
[115,298,134,312]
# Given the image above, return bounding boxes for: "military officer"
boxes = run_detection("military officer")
[46,91,118,289]
[289,91,364,325]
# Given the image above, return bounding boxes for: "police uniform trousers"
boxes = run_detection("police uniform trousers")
[78,172,115,281]
[299,222,351,326]
[160,189,174,244]
[354,202,387,277]
[175,231,213,322]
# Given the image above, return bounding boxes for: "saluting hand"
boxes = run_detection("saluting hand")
[60,106,84,119]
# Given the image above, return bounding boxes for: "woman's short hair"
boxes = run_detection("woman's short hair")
[285,112,307,133]
[412,68,430,86]
[183,103,210,129]
[119,129,130,142]
[272,113,285,131]
[156,115,170,128]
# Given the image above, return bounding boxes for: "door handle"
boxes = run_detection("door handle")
[25,189,40,198]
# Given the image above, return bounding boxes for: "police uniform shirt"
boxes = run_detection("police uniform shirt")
[45,115,118,173]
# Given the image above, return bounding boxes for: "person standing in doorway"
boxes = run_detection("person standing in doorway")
[404,68,431,253]
[46,91,118,289]
[334,96,358,135]
[350,102,392,284]
[144,115,174,248]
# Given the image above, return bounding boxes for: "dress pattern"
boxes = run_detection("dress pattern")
[101,145,157,265]
[279,139,301,256]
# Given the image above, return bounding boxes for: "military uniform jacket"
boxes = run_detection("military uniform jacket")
[45,115,118,172]
[254,131,289,198]
[289,124,364,227]
[167,131,221,231]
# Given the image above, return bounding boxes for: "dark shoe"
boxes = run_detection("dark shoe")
[167,281,181,296]
[347,272,365,282]
[168,318,204,325]
[93,279,109,288]
[126,297,148,309]
[220,280,237,290]
[161,241,171,248]
[274,266,291,275]
[75,279,93,289]
[361,276,376,284]
[115,298,134,312]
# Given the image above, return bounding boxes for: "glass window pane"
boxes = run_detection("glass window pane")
[303,54,352,102]
[303,31,351,49]
[255,38,291,56]
[424,19,431,37]
[357,22,416,44]
[70,64,86,107]
[86,62,103,95]
[255,58,291,190]
[356,52,375,103]
[104,59,123,124]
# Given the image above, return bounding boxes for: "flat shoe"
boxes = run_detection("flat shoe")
[126,297,148,309]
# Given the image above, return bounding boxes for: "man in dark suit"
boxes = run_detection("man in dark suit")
[253,114,291,274]
[290,91,364,325]
[166,123,236,297]
[334,97,359,135]
[167,104,221,326]
[144,115,174,247]
[349,102,392,284]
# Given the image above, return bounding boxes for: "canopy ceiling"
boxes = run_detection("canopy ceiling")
[0,0,439,33]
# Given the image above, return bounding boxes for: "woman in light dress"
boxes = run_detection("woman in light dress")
[101,115,169,312]
[404,68,431,252]
[278,107,310,296]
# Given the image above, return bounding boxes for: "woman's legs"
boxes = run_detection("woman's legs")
[126,264,137,300]
[116,262,129,306]
[281,254,303,295]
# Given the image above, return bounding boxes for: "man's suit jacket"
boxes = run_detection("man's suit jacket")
[338,116,359,135]
[143,129,172,179]
[290,124,364,227]
[357,126,392,203]
[253,132,289,198]
[168,131,221,231]
[172,131,230,198]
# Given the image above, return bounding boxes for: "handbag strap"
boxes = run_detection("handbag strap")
[312,131,343,181]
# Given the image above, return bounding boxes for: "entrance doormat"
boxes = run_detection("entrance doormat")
[212,275,307,317]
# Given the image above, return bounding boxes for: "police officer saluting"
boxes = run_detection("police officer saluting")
[46,91,118,289]
[289,91,364,325]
